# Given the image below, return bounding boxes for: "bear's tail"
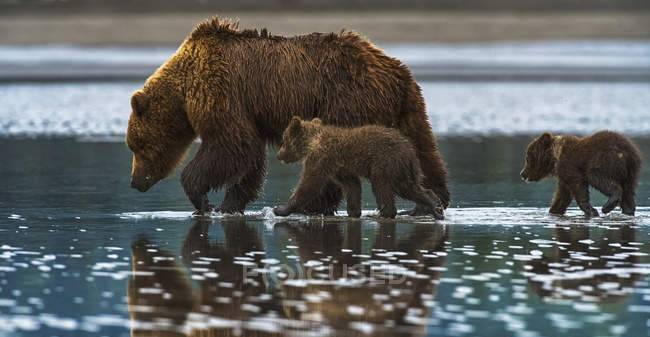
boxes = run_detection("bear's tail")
[397,73,450,208]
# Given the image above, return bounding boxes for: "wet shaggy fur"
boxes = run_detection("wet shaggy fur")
[273,117,444,219]
[520,131,641,217]
[126,17,449,215]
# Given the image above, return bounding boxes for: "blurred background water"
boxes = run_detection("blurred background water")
[1,1,650,336]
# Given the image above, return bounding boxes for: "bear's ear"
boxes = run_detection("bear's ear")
[131,90,149,118]
[311,118,322,125]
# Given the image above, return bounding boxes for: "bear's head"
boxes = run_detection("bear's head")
[126,86,195,192]
[276,117,322,163]
[520,132,556,182]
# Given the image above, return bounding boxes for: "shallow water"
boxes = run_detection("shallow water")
[1,138,649,337]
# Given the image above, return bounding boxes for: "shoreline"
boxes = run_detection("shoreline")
[1,11,649,45]
[1,41,648,82]
[2,64,649,83]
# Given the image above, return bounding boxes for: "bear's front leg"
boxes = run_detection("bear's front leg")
[181,143,236,214]
[567,178,599,217]
[549,181,572,215]
[181,168,213,215]
[219,148,267,214]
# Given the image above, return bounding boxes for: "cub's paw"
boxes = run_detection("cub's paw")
[548,208,566,216]
[586,207,600,218]
[378,207,397,219]
[273,205,293,217]
[601,200,619,214]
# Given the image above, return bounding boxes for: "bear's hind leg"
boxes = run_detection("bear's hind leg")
[399,111,450,209]
[371,180,397,219]
[399,187,444,220]
[621,184,636,216]
[591,176,623,214]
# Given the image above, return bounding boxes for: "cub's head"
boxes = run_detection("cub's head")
[276,117,322,163]
[520,132,556,182]
[126,87,195,192]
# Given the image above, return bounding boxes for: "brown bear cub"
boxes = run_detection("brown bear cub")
[521,131,641,217]
[273,117,444,219]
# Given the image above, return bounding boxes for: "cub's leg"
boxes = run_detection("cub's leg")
[335,174,362,218]
[274,162,331,217]
[549,181,573,215]
[370,180,397,219]
[590,177,623,214]
[621,183,636,216]
[301,181,342,216]
[566,177,599,217]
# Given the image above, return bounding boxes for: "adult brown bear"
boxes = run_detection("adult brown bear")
[126,17,449,215]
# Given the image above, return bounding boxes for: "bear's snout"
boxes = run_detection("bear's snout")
[130,176,153,192]
[520,170,529,182]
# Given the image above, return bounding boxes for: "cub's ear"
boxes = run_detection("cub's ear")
[131,90,149,117]
[287,116,302,135]
[311,118,322,125]
[289,116,302,130]
[539,132,553,143]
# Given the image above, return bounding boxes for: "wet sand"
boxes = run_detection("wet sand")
[2,11,649,45]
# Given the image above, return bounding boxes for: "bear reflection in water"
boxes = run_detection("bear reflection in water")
[525,223,640,303]
[128,219,448,337]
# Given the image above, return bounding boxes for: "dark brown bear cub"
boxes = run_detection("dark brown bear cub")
[273,117,444,219]
[521,131,641,217]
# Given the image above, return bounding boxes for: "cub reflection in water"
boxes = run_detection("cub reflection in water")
[127,219,448,337]
[525,223,640,303]
[276,220,448,334]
